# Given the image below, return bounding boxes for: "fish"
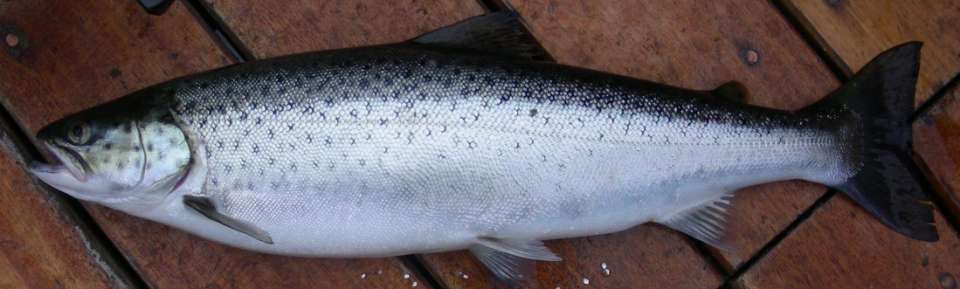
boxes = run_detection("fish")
[29,12,936,281]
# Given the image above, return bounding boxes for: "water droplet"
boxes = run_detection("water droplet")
[412,281,419,287]
[601,262,610,276]
[377,269,383,275]
[360,273,367,279]
[583,277,590,285]
[403,273,410,279]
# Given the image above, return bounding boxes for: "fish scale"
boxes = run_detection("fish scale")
[161,44,849,256]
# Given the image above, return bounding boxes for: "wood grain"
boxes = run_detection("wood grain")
[736,196,960,289]
[0,119,125,289]
[0,0,232,134]
[415,2,839,286]
[202,0,487,59]
[0,0,429,288]
[915,86,960,227]
[780,0,960,105]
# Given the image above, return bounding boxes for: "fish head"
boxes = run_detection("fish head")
[30,93,191,208]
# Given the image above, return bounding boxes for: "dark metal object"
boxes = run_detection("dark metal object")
[137,0,174,15]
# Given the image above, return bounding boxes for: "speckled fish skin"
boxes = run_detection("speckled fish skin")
[88,43,850,257]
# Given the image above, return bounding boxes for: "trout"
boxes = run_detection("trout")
[29,12,936,280]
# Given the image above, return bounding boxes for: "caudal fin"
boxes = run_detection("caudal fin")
[803,42,937,241]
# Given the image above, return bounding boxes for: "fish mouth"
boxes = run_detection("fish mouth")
[30,140,89,183]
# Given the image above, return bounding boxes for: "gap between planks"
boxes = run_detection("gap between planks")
[183,0,253,62]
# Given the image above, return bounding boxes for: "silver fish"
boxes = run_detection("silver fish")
[29,12,935,280]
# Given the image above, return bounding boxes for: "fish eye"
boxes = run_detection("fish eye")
[67,122,91,145]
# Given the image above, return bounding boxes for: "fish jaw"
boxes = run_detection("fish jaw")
[28,160,117,204]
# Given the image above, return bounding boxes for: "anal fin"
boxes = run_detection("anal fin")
[658,193,735,251]
[470,237,561,280]
[183,195,274,244]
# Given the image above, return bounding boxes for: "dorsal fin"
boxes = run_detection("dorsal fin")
[658,193,735,250]
[710,81,748,103]
[412,11,553,62]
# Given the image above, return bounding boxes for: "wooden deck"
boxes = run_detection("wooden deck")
[1,0,959,288]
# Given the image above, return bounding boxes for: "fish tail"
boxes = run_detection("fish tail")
[801,42,937,241]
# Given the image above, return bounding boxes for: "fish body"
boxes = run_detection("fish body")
[144,44,848,256]
[30,12,935,280]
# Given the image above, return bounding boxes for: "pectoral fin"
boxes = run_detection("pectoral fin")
[658,193,735,251]
[183,195,274,244]
[469,237,561,280]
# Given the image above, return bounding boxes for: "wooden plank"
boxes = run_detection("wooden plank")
[736,196,960,289]
[0,1,429,288]
[780,0,960,105]
[202,0,488,58]
[415,1,839,287]
[0,120,125,288]
[915,86,960,227]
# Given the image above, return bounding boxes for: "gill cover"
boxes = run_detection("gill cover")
[30,89,191,209]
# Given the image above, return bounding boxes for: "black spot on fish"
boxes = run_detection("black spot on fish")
[252,144,260,153]
[529,109,538,117]
[103,143,113,150]
[287,123,295,131]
